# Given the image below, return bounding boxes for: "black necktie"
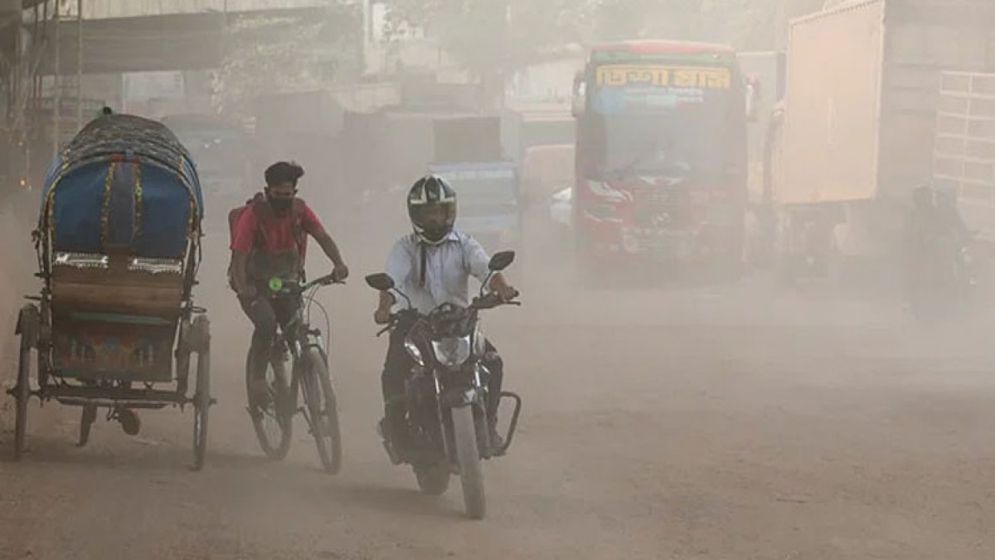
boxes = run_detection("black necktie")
[420,243,428,288]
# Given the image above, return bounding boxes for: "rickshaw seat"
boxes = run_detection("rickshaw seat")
[50,252,186,321]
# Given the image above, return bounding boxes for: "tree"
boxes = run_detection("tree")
[378,0,828,107]
[212,6,363,120]
[380,0,596,107]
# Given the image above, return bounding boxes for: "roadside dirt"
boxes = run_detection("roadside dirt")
[0,202,993,559]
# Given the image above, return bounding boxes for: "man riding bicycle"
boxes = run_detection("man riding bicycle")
[374,175,518,454]
[230,161,349,401]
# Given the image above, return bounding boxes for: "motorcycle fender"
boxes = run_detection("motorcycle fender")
[405,373,436,405]
[15,304,40,347]
[441,386,480,409]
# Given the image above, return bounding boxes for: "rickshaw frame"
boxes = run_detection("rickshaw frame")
[7,115,214,469]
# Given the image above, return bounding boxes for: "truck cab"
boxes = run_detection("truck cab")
[427,116,522,254]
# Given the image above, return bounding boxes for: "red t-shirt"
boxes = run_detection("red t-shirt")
[230,200,326,263]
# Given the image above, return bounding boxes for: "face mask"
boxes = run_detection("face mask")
[420,226,449,243]
[268,196,292,213]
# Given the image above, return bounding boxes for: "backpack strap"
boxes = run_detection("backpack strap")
[249,194,274,248]
[290,198,307,256]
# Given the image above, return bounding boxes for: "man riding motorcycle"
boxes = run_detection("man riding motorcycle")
[905,185,971,317]
[230,161,349,401]
[374,175,518,455]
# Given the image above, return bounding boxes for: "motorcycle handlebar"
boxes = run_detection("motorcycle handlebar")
[471,291,521,310]
[375,308,418,337]
[375,295,520,337]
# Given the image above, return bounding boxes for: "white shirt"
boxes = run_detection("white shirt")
[385,230,491,313]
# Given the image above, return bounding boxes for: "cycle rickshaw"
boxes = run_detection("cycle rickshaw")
[8,113,213,469]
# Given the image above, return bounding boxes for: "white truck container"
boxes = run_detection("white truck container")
[934,71,995,246]
[771,0,995,264]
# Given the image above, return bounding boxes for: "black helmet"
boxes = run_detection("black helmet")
[408,175,457,245]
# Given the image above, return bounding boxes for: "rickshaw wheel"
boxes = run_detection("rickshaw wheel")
[78,405,97,447]
[13,305,39,461]
[13,336,31,461]
[191,316,211,471]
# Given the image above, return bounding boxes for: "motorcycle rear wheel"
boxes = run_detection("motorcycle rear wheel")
[415,463,450,496]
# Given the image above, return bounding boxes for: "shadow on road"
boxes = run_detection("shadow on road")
[306,481,465,520]
[0,436,271,474]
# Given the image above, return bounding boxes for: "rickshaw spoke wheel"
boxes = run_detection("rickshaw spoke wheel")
[78,405,97,447]
[191,316,211,471]
[13,336,32,461]
[12,304,39,461]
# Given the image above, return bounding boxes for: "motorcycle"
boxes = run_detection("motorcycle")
[364,251,523,520]
[909,229,975,320]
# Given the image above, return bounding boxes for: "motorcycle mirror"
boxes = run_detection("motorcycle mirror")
[365,273,395,292]
[489,251,516,272]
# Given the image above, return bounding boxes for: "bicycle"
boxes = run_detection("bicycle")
[246,273,342,474]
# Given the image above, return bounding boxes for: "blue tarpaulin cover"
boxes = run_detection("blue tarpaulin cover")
[41,114,203,259]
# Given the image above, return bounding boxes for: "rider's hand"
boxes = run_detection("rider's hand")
[374,306,392,325]
[332,263,350,282]
[496,284,519,302]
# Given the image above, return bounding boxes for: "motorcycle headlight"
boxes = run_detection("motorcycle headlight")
[404,339,426,367]
[432,336,472,367]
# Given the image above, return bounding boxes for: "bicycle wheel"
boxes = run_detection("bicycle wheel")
[246,348,293,460]
[300,346,342,474]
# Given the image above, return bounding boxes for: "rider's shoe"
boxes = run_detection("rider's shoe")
[488,423,505,456]
[118,408,141,436]
[377,418,403,465]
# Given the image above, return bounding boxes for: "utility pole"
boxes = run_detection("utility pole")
[76,0,82,130]
[11,0,22,128]
[53,0,60,157]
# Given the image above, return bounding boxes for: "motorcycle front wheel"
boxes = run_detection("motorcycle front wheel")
[452,405,486,519]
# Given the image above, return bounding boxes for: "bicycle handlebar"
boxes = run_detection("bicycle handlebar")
[270,273,344,297]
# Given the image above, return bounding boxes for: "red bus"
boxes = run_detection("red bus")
[571,40,753,280]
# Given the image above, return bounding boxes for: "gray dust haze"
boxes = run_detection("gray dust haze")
[1,0,995,558]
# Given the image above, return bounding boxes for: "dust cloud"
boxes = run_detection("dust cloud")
[2,1,995,559]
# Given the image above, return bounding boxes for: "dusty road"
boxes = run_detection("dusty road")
[1,211,995,560]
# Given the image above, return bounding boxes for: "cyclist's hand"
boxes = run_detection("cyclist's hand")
[332,264,350,282]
